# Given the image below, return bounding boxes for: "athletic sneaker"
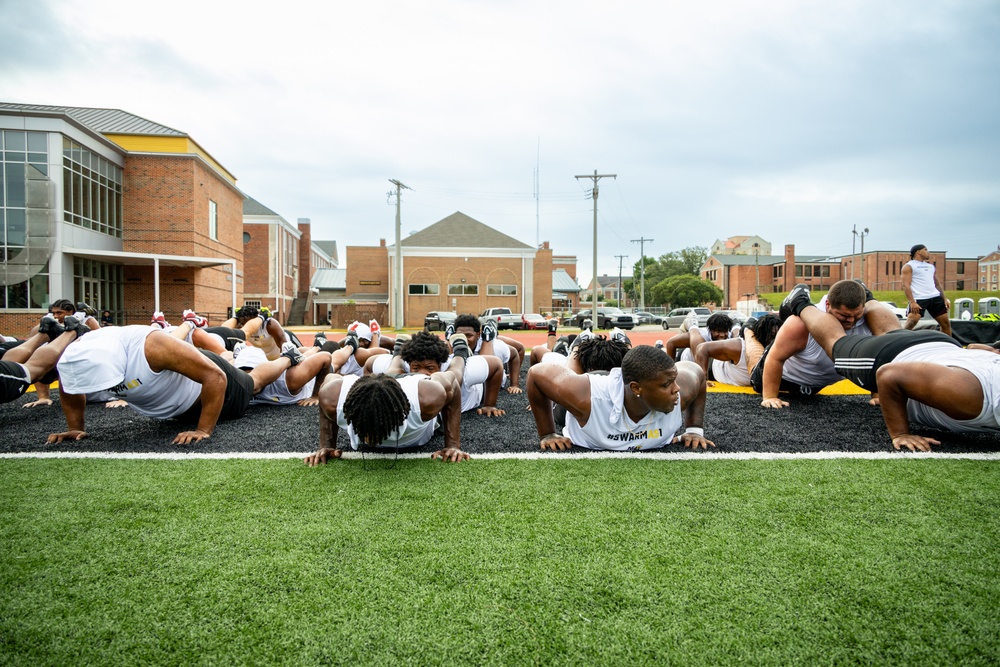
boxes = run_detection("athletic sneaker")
[281,342,303,367]
[779,284,812,321]
[481,319,498,342]
[313,332,327,348]
[182,309,208,328]
[552,339,569,356]
[547,319,558,335]
[62,315,90,339]
[76,301,98,317]
[369,319,381,337]
[610,327,630,345]
[581,318,593,332]
[393,333,411,357]
[654,339,664,351]
[342,331,360,354]
[444,323,455,340]
[854,279,876,303]
[150,311,167,329]
[233,342,247,359]
[569,329,593,352]
[39,314,65,340]
[449,333,471,360]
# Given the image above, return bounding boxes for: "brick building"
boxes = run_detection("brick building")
[583,275,626,304]
[702,244,839,309]
[339,211,573,328]
[839,250,978,292]
[242,200,336,326]
[979,249,1000,291]
[0,103,243,333]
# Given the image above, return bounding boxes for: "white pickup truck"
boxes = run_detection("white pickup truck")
[479,307,524,330]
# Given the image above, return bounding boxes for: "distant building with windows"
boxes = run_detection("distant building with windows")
[340,211,576,327]
[709,235,771,256]
[0,102,243,333]
[979,249,1000,291]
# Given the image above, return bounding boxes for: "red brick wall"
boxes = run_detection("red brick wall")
[120,155,242,323]
[242,224,271,296]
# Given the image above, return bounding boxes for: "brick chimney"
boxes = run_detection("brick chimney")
[784,244,795,291]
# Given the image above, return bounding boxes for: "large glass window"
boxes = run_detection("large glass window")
[448,284,478,296]
[62,137,123,238]
[2,131,51,309]
[408,284,440,295]
[487,284,517,296]
[72,257,124,318]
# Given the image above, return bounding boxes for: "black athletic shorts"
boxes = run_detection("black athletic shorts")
[831,329,959,392]
[176,350,255,423]
[0,360,31,404]
[749,343,826,397]
[908,295,949,319]
[204,326,246,352]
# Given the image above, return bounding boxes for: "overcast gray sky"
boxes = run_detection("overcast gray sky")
[2,0,998,287]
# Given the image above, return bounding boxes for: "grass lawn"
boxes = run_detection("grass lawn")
[759,289,1000,311]
[2,459,999,666]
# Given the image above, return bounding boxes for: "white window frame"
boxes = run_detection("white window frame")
[208,200,218,240]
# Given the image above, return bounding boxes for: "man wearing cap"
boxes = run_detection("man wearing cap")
[50,325,303,445]
[902,244,951,336]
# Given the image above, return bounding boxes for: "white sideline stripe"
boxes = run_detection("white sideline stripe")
[3,451,1000,461]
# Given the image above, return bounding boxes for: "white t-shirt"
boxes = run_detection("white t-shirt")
[712,338,752,387]
[563,368,684,451]
[895,344,1000,432]
[906,259,939,299]
[336,374,437,449]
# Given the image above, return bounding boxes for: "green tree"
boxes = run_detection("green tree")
[632,246,709,305]
[650,274,723,308]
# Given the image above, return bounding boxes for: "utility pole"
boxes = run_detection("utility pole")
[388,179,410,329]
[752,242,760,296]
[631,237,653,312]
[575,170,616,310]
[614,254,628,307]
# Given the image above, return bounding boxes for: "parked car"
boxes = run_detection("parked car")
[632,311,663,325]
[662,307,712,330]
[572,307,636,330]
[878,301,908,321]
[716,310,749,325]
[423,311,457,331]
[520,313,549,330]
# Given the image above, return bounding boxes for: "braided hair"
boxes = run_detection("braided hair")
[401,331,449,365]
[343,375,411,446]
[750,314,782,348]
[575,335,630,372]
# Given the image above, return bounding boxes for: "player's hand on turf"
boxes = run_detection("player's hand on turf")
[431,447,470,462]
[868,397,880,407]
[506,386,523,394]
[46,430,87,443]
[706,380,716,388]
[760,397,789,409]
[891,434,940,452]
[104,400,128,409]
[172,429,210,445]
[476,406,505,417]
[675,433,716,449]
[23,398,53,408]
[304,447,342,466]
[296,397,319,407]
[539,433,572,451]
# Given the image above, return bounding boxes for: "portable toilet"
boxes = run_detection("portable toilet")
[978,297,1000,317]
[954,298,974,320]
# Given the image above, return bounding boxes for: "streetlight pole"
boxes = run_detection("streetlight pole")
[851,224,857,279]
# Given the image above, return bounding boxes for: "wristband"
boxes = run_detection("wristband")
[684,427,704,437]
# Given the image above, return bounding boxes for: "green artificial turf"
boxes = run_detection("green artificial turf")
[2,459,998,666]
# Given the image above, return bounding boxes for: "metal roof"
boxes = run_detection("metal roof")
[552,269,581,293]
[311,268,346,290]
[400,212,533,249]
[0,102,186,136]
